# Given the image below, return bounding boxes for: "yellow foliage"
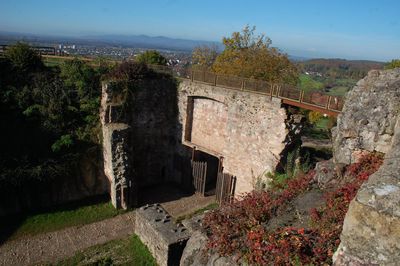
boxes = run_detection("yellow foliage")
[308,111,323,125]
[192,45,218,70]
[211,25,298,84]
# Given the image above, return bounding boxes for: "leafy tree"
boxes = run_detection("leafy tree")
[192,44,218,70]
[385,59,400,69]
[4,42,43,73]
[212,25,298,84]
[136,50,167,65]
[60,58,98,99]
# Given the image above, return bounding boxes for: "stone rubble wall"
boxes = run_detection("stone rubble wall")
[101,79,184,208]
[178,79,294,196]
[101,77,302,207]
[333,69,400,265]
[101,82,133,209]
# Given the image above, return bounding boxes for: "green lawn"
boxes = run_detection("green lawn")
[299,74,324,92]
[51,234,157,266]
[1,199,125,240]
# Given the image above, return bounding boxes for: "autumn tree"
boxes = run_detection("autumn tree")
[191,44,218,70]
[212,25,298,84]
[136,50,167,65]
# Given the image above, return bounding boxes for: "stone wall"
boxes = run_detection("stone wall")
[101,77,300,207]
[178,79,291,196]
[101,78,186,208]
[332,69,400,265]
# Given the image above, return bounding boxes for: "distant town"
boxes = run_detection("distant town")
[0,32,203,69]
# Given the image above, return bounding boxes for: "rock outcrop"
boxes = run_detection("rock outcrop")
[332,69,400,165]
[333,69,400,265]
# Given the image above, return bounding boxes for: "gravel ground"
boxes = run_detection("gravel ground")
[0,212,135,266]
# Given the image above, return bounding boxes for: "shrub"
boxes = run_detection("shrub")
[203,152,384,265]
[308,111,323,125]
[203,171,315,259]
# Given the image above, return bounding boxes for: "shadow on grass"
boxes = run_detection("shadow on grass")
[0,194,113,245]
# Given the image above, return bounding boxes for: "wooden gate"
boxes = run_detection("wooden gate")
[216,172,236,205]
[192,160,207,196]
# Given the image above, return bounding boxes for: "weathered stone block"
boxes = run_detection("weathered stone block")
[135,204,191,266]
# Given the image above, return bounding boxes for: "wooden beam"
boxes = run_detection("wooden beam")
[282,99,340,116]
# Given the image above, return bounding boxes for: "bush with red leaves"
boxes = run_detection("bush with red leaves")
[203,152,384,265]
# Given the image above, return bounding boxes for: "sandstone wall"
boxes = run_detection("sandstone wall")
[101,77,300,207]
[333,69,400,265]
[178,79,289,196]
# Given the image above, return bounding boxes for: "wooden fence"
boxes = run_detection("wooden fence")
[191,160,207,196]
[216,172,236,205]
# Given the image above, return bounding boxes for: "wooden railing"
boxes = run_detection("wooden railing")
[172,68,344,114]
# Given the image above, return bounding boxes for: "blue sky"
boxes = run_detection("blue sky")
[0,0,399,61]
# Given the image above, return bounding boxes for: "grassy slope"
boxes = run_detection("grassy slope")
[2,201,125,240]
[52,235,157,266]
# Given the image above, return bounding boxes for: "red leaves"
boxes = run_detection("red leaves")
[202,153,384,265]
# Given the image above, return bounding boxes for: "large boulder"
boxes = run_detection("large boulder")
[180,230,209,266]
[332,69,400,165]
[333,69,400,265]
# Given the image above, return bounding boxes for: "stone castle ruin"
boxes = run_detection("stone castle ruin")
[100,74,303,209]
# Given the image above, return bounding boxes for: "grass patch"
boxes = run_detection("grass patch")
[315,117,330,130]
[52,234,156,266]
[327,86,350,96]
[176,202,218,223]
[299,74,324,92]
[1,197,125,240]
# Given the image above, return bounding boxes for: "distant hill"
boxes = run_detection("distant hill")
[80,34,223,51]
[0,31,222,52]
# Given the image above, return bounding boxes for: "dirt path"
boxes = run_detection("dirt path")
[161,193,215,219]
[139,184,216,218]
[0,212,135,266]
